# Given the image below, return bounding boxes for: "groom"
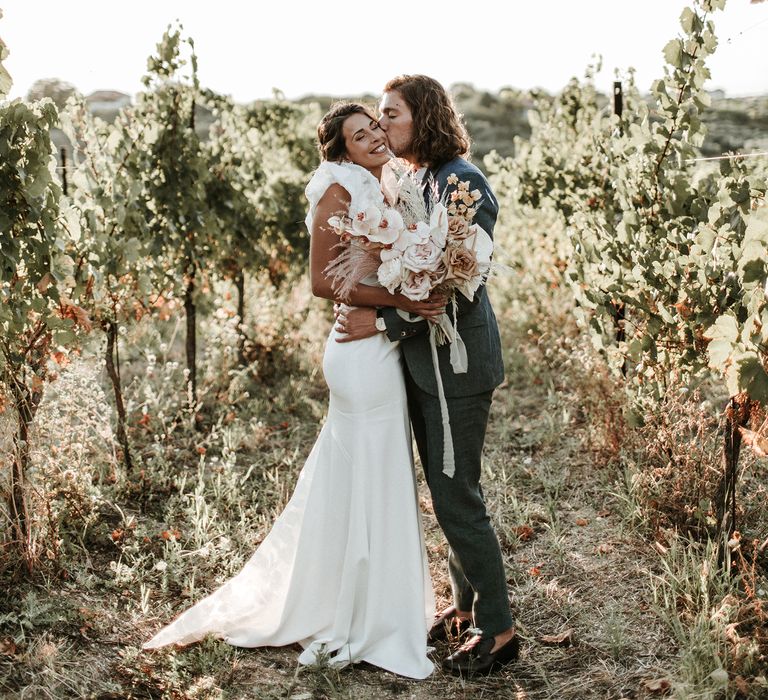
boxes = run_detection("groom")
[335,74,517,675]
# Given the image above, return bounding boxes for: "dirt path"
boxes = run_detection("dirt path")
[206,329,677,700]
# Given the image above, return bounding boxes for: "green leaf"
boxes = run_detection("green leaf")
[62,207,82,243]
[744,207,768,246]
[626,408,645,428]
[695,225,716,253]
[738,355,768,405]
[0,23,11,99]
[52,329,76,345]
[663,40,683,69]
[26,170,51,199]
[704,315,739,343]
[680,7,697,34]
[0,64,11,100]
[123,237,142,263]
[658,303,675,324]
[707,339,733,370]
[627,339,643,361]
[741,259,766,285]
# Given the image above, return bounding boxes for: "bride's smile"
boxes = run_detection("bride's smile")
[341,112,391,178]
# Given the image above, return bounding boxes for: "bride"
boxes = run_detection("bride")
[142,102,446,680]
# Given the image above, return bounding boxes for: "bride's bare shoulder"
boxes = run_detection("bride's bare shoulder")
[317,182,351,207]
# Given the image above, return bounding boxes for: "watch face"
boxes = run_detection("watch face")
[376,316,386,332]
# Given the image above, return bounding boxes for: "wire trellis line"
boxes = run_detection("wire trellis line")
[724,15,768,44]
[685,151,768,163]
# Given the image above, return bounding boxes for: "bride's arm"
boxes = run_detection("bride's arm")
[310,184,444,317]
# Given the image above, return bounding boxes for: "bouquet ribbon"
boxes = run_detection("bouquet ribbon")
[398,299,467,478]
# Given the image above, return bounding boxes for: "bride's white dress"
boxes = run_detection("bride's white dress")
[142,161,435,680]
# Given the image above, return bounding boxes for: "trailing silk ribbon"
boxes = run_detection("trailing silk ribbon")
[397,299,468,478]
[433,296,467,374]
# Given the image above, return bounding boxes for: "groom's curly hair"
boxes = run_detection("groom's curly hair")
[383,75,470,167]
[317,102,377,162]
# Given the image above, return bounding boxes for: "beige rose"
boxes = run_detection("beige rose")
[447,216,471,241]
[443,246,479,283]
[429,260,448,285]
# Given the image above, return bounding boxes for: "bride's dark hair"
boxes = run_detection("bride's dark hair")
[317,102,377,162]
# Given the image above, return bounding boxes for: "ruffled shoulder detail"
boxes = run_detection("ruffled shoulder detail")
[304,161,383,233]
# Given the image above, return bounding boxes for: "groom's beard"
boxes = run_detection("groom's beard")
[389,138,414,162]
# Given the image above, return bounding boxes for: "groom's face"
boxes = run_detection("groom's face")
[378,90,415,163]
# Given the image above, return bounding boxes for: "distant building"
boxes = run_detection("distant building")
[707,89,726,101]
[85,90,131,112]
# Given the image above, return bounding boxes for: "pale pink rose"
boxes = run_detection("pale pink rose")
[400,270,433,301]
[377,257,405,293]
[402,239,443,273]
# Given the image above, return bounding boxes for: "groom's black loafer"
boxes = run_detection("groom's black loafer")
[441,631,520,676]
[427,606,472,644]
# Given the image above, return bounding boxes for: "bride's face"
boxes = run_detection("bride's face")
[341,113,390,171]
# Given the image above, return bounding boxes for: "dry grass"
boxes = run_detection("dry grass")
[1,276,766,698]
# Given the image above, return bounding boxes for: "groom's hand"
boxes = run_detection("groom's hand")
[335,306,378,343]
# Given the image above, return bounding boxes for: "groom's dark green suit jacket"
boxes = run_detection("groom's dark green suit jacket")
[380,157,505,398]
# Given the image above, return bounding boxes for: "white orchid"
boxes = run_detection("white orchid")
[327,215,349,236]
[367,207,404,245]
[350,205,383,238]
[393,221,430,252]
[428,203,449,248]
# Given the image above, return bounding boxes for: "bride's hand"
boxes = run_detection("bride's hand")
[396,291,447,319]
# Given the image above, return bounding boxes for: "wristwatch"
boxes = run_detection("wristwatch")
[375,310,386,332]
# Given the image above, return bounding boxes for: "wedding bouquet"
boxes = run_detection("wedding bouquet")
[324,162,494,340]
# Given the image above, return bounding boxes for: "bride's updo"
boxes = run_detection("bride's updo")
[317,102,377,162]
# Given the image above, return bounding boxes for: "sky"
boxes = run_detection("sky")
[1,1,767,102]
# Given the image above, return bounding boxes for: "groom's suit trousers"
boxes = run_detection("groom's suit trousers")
[404,365,513,637]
